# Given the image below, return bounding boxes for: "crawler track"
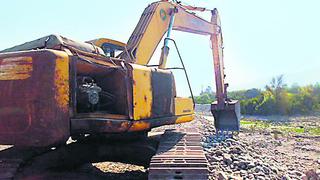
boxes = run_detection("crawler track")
[0,128,209,180]
[149,128,209,180]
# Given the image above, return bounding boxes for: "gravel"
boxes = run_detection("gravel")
[195,115,320,180]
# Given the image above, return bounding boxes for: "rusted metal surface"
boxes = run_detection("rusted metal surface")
[0,34,105,56]
[211,8,226,110]
[71,118,130,134]
[71,115,193,134]
[210,9,240,132]
[151,69,174,118]
[211,100,240,131]
[149,128,209,180]
[0,50,70,147]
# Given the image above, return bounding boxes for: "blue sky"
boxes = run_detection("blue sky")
[1,0,319,96]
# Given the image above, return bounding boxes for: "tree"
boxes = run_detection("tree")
[195,86,215,104]
[200,86,213,95]
[265,75,289,114]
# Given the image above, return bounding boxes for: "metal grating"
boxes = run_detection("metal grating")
[149,128,209,180]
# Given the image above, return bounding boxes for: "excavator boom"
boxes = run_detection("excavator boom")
[123,0,240,131]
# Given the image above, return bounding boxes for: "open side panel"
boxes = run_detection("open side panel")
[72,56,131,119]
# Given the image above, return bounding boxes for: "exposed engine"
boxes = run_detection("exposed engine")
[76,76,116,113]
[77,76,102,112]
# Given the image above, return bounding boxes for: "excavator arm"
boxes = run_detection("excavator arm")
[123,0,240,131]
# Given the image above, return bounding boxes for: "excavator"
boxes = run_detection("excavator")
[0,0,240,147]
[0,0,240,179]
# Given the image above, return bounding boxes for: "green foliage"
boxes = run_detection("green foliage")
[194,86,215,104]
[194,76,320,115]
[240,76,320,115]
[194,93,214,104]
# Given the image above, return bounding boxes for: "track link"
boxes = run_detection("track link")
[0,128,209,180]
[149,128,209,180]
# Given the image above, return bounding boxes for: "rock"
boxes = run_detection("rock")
[211,156,223,162]
[281,174,292,180]
[253,172,265,178]
[247,162,255,169]
[218,171,228,180]
[256,176,266,180]
[270,167,278,174]
[228,175,240,180]
[262,166,270,174]
[317,159,320,164]
[225,138,238,144]
[223,148,230,153]
[238,160,250,170]
[215,150,223,156]
[229,147,243,154]
[254,160,263,166]
[211,143,219,147]
[289,170,302,177]
[240,170,247,176]
[248,174,255,179]
[201,136,207,142]
[233,161,239,167]
[231,155,239,162]
[202,142,210,148]
[223,154,233,165]
[226,169,233,173]
[254,166,264,173]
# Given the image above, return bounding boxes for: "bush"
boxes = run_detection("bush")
[194,76,320,115]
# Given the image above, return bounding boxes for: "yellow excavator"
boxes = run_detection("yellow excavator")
[0,0,239,147]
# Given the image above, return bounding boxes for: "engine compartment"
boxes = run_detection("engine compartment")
[74,60,130,119]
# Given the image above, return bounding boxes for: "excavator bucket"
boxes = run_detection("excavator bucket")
[211,100,240,132]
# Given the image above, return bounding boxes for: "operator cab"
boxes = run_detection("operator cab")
[86,38,126,58]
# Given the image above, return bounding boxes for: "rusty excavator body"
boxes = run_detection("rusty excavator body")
[0,0,240,179]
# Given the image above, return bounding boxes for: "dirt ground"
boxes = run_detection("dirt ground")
[0,113,319,179]
[198,114,320,179]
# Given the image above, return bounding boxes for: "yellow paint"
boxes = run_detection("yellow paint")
[173,6,214,35]
[135,2,172,65]
[132,1,215,66]
[0,56,32,80]
[128,121,151,132]
[132,64,153,120]
[88,38,126,48]
[52,50,69,113]
[175,114,195,124]
[174,97,194,115]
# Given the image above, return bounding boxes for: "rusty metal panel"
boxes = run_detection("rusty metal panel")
[71,118,130,134]
[131,64,153,120]
[0,50,70,147]
[151,68,174,118]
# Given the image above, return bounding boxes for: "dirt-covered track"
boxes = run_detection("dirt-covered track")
[0,126,209,180]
